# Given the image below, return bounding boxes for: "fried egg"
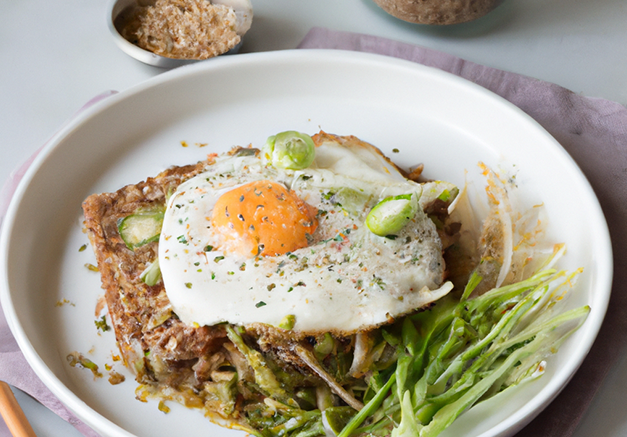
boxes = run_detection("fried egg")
[159,132,454,335]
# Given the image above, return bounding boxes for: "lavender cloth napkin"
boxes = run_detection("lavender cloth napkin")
[1,28,627,437]
[298,28,627,436]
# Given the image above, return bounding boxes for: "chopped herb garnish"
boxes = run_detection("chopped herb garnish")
[177,235,188,244]
[437,189,452,202]
[267,283,276,291]
[67,352,102,378]
[235,147,258,156]
[158,400,170,414]
[85,263,99,272]
[204,245,214,252]
[55,298,75,307]
[78,244,87,252]
[185,282,193,289]
[322,191,335,201]
[95,315,110,332]
[372,275,386,290]
[255,301,267,308]
[214,256,225,263]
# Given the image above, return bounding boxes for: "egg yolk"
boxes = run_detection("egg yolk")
[211,180,318,257]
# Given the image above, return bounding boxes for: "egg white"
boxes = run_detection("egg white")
[159,137,454,335]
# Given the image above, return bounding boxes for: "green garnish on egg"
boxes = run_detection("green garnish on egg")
[366,193,419,236]
[263,131,316,170]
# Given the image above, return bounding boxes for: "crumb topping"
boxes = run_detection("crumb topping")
[120,0,240,60]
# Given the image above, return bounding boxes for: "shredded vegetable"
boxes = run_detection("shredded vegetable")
[210,245,587,437]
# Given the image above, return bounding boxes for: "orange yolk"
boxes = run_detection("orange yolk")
[211,180,318,257]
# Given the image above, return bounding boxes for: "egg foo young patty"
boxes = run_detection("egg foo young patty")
[81,133,461,434]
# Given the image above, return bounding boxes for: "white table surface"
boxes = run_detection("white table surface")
[1,0,626,436]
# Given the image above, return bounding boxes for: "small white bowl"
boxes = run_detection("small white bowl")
[107,0,242,68]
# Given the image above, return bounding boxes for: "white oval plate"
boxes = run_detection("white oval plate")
[0,50,612,437]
